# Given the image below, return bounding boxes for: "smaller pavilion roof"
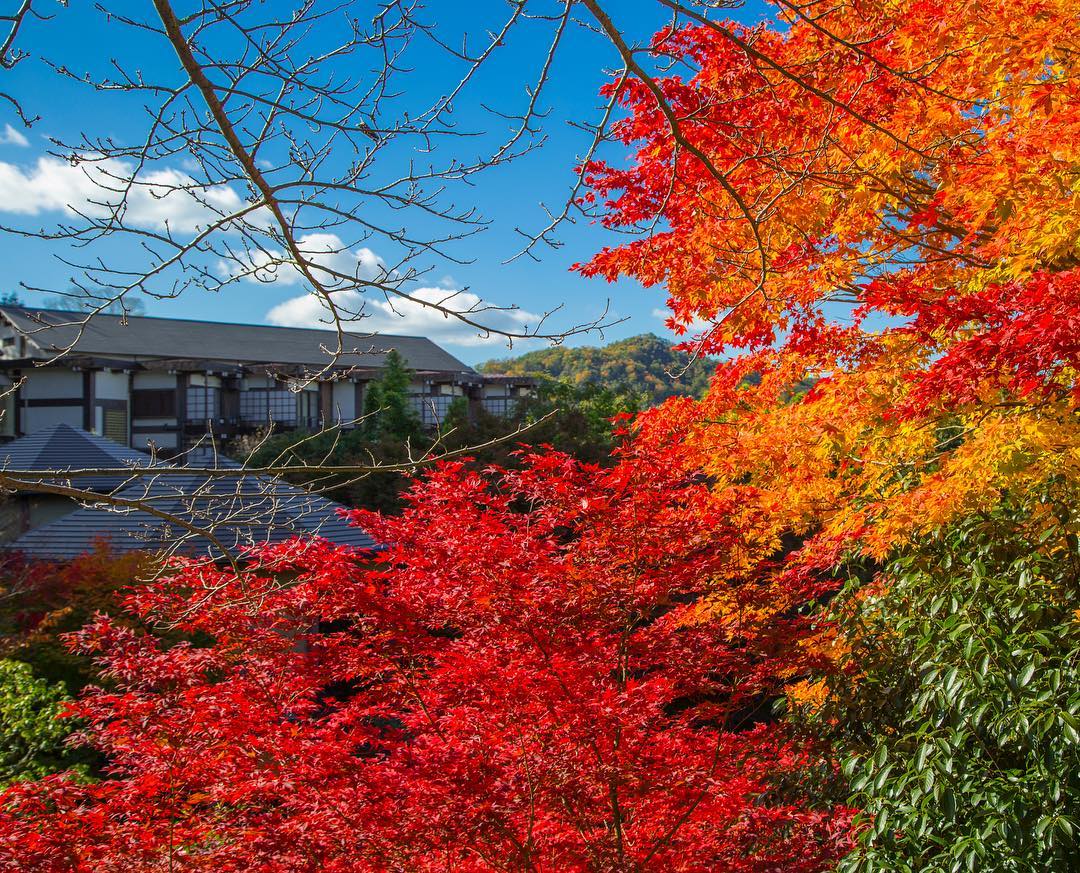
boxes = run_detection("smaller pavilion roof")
[2,427,378,559]
[0,423,163,492]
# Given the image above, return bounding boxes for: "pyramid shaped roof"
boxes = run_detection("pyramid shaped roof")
[2,426,378,559]
[0,423,160,491]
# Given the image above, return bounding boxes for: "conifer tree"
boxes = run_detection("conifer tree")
[362,349,421,442]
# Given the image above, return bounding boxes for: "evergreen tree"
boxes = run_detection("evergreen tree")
[362,349,421,442]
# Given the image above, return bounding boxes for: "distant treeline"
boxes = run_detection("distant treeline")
[479,333,719,407]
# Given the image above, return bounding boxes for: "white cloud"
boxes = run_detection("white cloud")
[250,234,538,346]
[229,233,385,287]
[267,284,541,347]
[0,155,251,232]
[0,125,28,147]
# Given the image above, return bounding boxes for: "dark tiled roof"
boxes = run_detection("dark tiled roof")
[0,423,160,491]
[0,307,474,374]
[3,427,378,559]
[9,476,377,560]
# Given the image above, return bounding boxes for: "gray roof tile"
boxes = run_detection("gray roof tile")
[1,307,474,374]
[2,426,378,559]
[8,482,377,560]
[0,423,161,491]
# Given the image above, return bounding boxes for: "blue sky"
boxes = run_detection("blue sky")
[0,1,770,365]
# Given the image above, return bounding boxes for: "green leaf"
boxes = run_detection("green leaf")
[875,744,888,769]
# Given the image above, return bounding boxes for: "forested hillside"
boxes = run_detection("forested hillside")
[479,333,718,406]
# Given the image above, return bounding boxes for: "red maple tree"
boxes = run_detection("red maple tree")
[0,446,851,871]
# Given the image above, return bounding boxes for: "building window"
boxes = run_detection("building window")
[132,389,177,418]
[186,385,220,422]
[410,394,455,427]
[239,388,297,425]
[298,391,320,428]
[103,407,128,444]
[481,396,519,419]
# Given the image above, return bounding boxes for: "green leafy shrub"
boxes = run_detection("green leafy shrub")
[825,487,1080,872]
[0,660,85,786]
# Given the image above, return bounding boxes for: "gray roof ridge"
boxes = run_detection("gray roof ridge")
[5,459,379,558]
[0,422,161,473]
[0,304,439,344]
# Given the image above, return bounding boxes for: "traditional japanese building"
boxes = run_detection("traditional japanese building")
[0,306,534,452]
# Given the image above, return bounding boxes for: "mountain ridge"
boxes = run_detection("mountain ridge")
[478,333,718,406]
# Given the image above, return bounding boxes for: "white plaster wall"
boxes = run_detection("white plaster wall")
[132,431,179,451]
[19,368,82,400]
[95,370,129,400]
[132,372,177,390]
[22,405,82,432]
[331,381,357,424]
[131,417,175,427]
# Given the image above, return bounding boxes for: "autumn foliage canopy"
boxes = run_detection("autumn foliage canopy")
[585,0,1080,557]
[2,0,1079,869]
